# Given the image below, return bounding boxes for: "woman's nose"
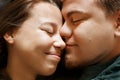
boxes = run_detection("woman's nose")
[53,34,66,50]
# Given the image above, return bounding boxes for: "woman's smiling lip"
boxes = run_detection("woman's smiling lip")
[45,51,61,61]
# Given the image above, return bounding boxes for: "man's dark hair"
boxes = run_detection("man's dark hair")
[98,0,120,15]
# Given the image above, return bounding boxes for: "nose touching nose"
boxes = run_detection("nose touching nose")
[53,22,73,49]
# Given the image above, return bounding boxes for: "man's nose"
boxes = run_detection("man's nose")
[60,22,72,40]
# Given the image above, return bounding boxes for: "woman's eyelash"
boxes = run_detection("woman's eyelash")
[40,26,53,34]
[40,28,53,34]
[45,29,53,34]
[39,23,55,35]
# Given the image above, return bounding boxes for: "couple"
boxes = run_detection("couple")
[0,0,120,80]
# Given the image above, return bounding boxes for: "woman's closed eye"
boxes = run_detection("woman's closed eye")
[40,23,54,35]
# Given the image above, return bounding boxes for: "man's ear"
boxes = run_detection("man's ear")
[114,10,120,37]
[3,32,14,44]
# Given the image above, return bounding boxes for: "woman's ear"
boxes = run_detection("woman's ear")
[3,32,14,44]
[114,10,120,37]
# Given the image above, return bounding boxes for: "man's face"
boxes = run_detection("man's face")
[60,0,116,68]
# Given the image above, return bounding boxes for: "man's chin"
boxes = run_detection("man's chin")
[64,59,78,69]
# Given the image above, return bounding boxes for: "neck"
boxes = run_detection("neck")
[99,41,120,63]
[6,52,36,80]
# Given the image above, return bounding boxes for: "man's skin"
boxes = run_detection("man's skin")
[54,0,120,80]
[60,0,120,69]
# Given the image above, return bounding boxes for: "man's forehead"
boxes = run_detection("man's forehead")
[61,0,97,3]
[61,0,65,2]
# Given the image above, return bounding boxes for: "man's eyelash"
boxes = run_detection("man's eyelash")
[72,19,81,23]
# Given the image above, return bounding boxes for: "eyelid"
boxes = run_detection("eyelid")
[40,23,54,34]
[67,11,90,24]
[71,18,84,25]
[71,15,89,25]
[72,18,82,22]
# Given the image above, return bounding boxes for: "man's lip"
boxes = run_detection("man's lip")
[66,44,78,48]
[66,43,78,46]
[66,45,72,47]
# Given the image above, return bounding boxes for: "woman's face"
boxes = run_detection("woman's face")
[5,2,65,76]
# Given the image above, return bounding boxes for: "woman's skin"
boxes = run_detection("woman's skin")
[3,1,65,80]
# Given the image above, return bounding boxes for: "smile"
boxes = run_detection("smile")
[66,43,78,48]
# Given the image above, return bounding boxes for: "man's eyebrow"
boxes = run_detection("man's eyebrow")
[67,10,84,17]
